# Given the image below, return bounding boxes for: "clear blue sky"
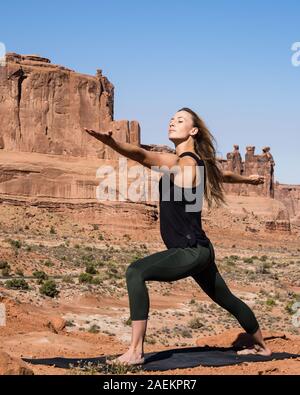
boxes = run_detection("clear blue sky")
[1,0,299,184]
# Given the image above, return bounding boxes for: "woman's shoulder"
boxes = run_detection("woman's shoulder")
[179,151,204,165]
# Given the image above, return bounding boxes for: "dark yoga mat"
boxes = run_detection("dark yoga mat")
[22,346,300,372]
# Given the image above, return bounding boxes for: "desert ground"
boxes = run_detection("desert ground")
[0,200,299,375]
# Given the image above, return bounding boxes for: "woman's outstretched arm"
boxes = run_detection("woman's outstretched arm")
[83,127,182,172]
[222,170,264,185]
[83,127,145,162]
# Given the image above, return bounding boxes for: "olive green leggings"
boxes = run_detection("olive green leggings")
[125,242,259,335]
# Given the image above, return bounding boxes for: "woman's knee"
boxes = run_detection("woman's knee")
[126,264,143,283]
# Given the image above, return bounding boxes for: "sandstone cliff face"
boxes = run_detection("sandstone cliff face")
[274,184,300,226]
[219,146,275,198]
[0,53,299,236]
[0,53,140,159]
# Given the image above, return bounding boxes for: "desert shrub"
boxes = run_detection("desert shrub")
[5,278,29,290]
[44,260,54,267]
[188,317,204,329]
[285,302,295,315]
[85,263,98,275]
[258,262,271,274]
[39,280,59,298]
[229,255,239,260]
[88,324,100,334]
[0,260,9,269]
[8,239,22,249]
[266,298,276,307]
[124,317,132,326]
[91,277,102,285]
[33,271,48,284]
[174,326,193,338]
[79,273,93,284]
[82,254,95,263]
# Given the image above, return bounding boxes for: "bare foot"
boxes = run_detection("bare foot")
[237,344,272,356]
[106,349,145,366]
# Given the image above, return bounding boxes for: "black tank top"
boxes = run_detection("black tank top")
[159,151,210,249]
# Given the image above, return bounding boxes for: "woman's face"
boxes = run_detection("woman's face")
[168,111,196,142]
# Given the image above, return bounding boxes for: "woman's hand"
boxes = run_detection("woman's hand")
[248,174,265,185]
[83,127,114,146]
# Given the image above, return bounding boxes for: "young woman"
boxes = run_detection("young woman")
[84,107,272,366]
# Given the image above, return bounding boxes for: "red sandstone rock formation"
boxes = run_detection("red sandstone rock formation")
[220,145,275,198]
[0,53,140,159]
[0,53,298,234]
[275,183,300,227]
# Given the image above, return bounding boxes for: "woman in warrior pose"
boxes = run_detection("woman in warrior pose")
[84,107,272,366]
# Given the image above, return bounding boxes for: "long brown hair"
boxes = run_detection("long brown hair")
[177,107,227,209]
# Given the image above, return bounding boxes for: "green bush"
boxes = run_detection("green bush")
[243,257,253,264]
[260,255,268,262]
[9,239,22,249]
[0,260,9,269]
[85,263,98,275]
[82,254,95,263]
[50,226,56,234]
[285,301,295,315]
[79,273,93,284]
[44,260,54,267]
[33,271,48,284]
[229,255,239,260]
[6,278,29,290]
[39,280,59,298]
[88,324,100,334]
[91,277,102,285]
[266,298,276,307]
